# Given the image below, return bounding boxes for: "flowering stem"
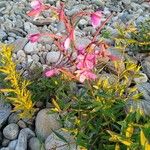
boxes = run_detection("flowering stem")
[42,33,62,39]
[92,13,114,42]
[72,11,91,25]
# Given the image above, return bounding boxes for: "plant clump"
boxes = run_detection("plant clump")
[0,45,35,118]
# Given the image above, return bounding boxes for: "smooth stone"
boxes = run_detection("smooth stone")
[0,148,9,150]
[142,60,150,78]
[57,21,66,32]
[7,37,15,43]
[8,33,16,38]
[17,120,27,129]
[17,50,26,62]
[28,137,41,150]
[8,140,18,150]
[13,38,28,53]
[0,101,11,129]
[75,37,91,48]
[127,82,150,116]
[24,42,38,54]
[0,29,7,41]
[38,36,54,44]
[3,123,19,140]
[136,83,150,100]
[92,0,105,6]
[29,61,42,71]
[0,1,6,8]
[45,129,77,150]
[127,97,150,116]
[2,138,10,147]
[35,109,62,140]
[24,22,39,34]
[122,0,131,5]
[45,44,51,51]
[66,4,89,16]
[35,101,44,108]
[78,19,88,28]
[15,128,35,150]
[130,2,141,10]
[8,113,19,124]
[46,51,63,64]
[27,55,33,64]
[32,54,40,63]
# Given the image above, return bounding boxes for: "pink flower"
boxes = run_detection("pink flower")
[64,37,71,50]
[77,45,85,55]
[45,69,59,77]
[28,33,41,43]
[76,54,96,70]
[75,69,97,83]
[31,0,42,10]
[64,29,75,50]
[27,0,48,17]
[91,11,102,28]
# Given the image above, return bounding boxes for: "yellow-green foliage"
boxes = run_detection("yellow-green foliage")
[0,45,35,118]
[94,61,141,101]
[114,22,150,52]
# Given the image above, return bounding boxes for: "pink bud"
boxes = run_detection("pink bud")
[91,11,102,28]
[64,29,74,50]
[28,34,41,43]
[31,0,42,10]
[64,37,71,50]
[45,69,59,77]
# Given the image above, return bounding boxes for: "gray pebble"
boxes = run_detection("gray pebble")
[8,140,18,150]
[17,120,27,129]
[15,128,35,150]
[28,137,41,150]
[2,138,10,147]
[3,123,19,140]
[8,113,19,124]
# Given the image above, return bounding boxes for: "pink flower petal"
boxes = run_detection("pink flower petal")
[28,33,41,43]
[64,37,70,50]
[27,8,42,17]
[91,11,102,28]
[85,61,94,69]
[45,69,59,77]
[79,74,86,83]
[85,71,97,80]
[31,0,42,10]
[76,62,84,69]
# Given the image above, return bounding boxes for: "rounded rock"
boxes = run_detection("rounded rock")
[24,42,37,54]
[28,137,41,150]
[46,51,63,64]
[8,113,19,124]
[8,140,18,150]
[3,123,19,140]
[17,120,27,129]
[15,128,35,150]
[2,138,10,147]
[35,109,62,140]
[45,128,77,150]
